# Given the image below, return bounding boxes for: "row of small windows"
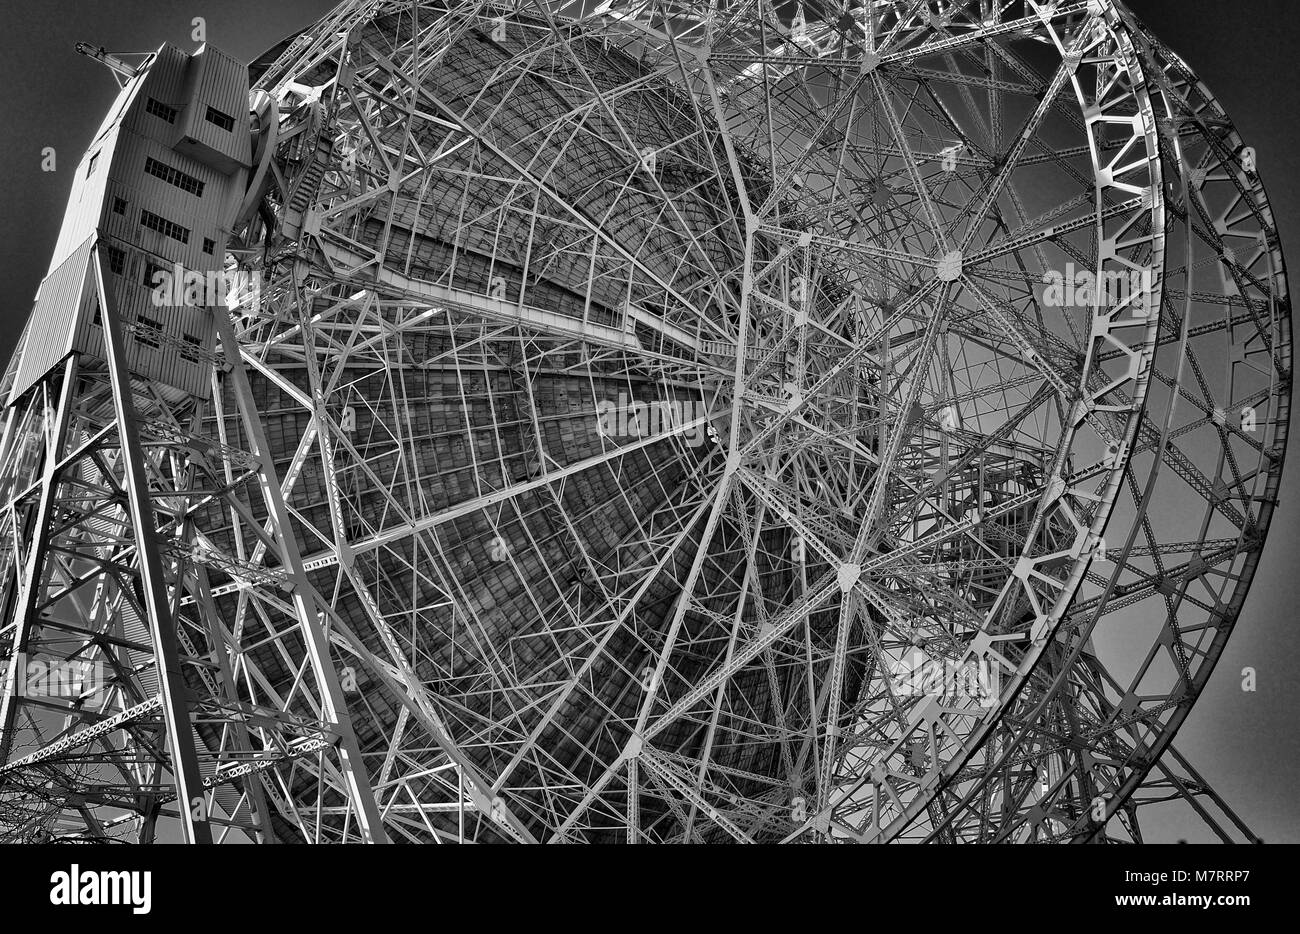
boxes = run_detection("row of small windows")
[132,319,204,362]
[144,156,204,197]
[139,208,189,244]
[103,245,216,285]
[101,244,216,313]
[94,153,205,206]
[145,97,177,124]
[114,198,212,253]
[89,292,205,364]
[89,300,204,365]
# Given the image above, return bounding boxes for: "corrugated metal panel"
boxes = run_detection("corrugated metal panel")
[197,46,252,142]
[12,42,245,404]
[1,320,29,396]
[49,128,116,272]
[123,45,189,120]
[176,45,251,173]
[70,257,217,400]
[102,133,229,259]
[9,236,94,403]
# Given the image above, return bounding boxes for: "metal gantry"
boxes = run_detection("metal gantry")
[0,0,1288,844]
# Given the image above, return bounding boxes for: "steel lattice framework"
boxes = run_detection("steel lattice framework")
[0,0,1287,844]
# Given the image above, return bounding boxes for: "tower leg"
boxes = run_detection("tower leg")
[93,244,214,844]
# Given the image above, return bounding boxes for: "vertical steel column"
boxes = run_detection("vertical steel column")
[0,356,78,764]
[212,308,387,843]
[92,243,214,844]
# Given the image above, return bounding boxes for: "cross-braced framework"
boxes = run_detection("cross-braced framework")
[900,9,1290,843]
[0,0,1287,844]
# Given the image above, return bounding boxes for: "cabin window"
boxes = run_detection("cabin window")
[145,97,177,123]
[135,316,163,349]
[144,156,204,197]
[180,333,202,363]
[143,259,168,289]
[103,245,125,275]
[139,208,190,244]
[204,106,234,132]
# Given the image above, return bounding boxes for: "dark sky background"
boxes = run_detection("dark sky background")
[0,1,1295,843]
